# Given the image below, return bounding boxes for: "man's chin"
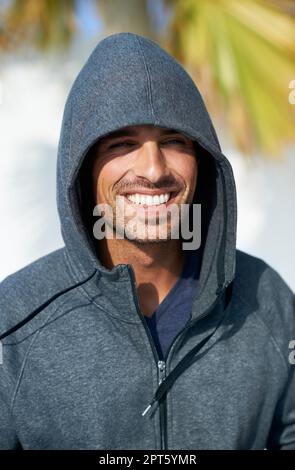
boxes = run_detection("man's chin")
[113,224,175,244]
[125,235,172,245]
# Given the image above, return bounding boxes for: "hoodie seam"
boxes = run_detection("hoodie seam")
[10,294,71,413]
[64,247,128,285]
[63,248,76,279]
[63,249,142,324]
[10,330,42,413]
[236,292,290,375]
[77,283,142,325]
[254,309,290,374]
[135,36,157,123]
[63,247,89,284]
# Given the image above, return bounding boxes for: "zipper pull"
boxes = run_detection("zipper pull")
[142,361,166,417]
[142,397,157,417]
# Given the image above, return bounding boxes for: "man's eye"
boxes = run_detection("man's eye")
[107,138,187,150]
[162,138,186,146]
[108,141,134,150]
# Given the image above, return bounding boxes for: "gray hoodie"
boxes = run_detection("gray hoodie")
[0,32,294,450]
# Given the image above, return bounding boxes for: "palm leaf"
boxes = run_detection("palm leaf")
[164,0,295,157]
[0,0,76,51]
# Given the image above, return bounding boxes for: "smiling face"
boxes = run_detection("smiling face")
[91,124,198,243]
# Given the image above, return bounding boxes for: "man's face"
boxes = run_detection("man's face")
[91,124,198,242]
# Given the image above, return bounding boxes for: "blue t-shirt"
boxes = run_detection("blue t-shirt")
[144,249,201,360]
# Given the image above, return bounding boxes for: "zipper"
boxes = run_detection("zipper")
[141,282,229,414]
[127,264,229,450]
[158,360,166,385]
[127,266,167,450]
[157,360,167,449]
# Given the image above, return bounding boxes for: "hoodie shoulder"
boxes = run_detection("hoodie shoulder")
[0,248,73,336]
[235,249,295,362]
[235,249,294,296]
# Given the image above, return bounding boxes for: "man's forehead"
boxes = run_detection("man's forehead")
[100,125,189,142]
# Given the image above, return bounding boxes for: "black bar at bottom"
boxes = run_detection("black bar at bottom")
[0,450,294,467]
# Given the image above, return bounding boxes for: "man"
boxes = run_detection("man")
[0,32,294,450]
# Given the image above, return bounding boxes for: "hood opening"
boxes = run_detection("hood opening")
[75,136,216,271]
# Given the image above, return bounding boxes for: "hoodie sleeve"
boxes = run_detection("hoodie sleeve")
[266,275,295,450]
[267,365,295,449]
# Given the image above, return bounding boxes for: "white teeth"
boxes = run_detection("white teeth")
[146,195,153,206]
[126,192,170,206]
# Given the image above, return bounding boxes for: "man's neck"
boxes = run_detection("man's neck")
[97,237,184,317]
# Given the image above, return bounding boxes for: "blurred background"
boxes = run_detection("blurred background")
[0,0,294,289]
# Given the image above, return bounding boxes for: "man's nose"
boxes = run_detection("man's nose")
[134,141,168,182]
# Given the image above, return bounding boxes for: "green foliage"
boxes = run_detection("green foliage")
[0,0,76,51]
[164,0,295,156]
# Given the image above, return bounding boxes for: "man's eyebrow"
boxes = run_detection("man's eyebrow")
[101,127,186,143]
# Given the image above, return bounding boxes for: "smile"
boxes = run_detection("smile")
[126,192,171,207]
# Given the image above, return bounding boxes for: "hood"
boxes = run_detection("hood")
[56,32,237,317]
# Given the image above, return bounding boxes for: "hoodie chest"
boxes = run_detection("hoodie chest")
[11,303,285,449]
